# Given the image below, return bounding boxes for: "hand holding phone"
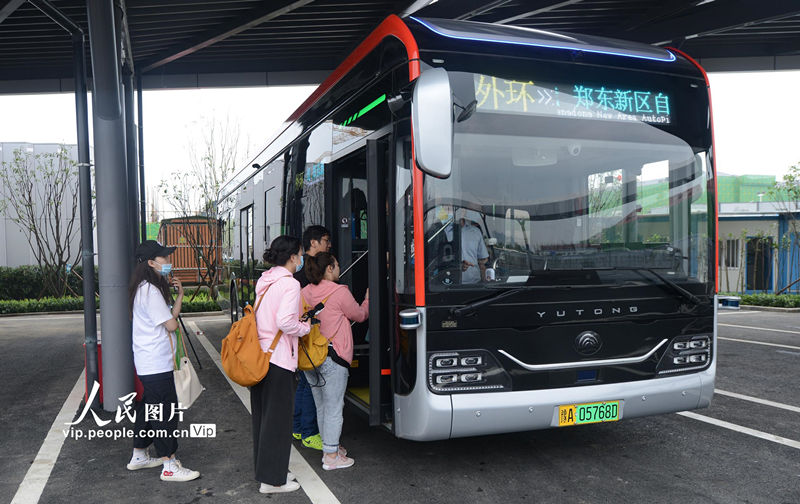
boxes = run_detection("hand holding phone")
[301,302,324,323]
[171,276,183,296]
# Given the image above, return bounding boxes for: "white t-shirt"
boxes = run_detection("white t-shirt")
[461,223,488,284]
[132,281,176,376]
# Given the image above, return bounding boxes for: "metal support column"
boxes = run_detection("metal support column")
[29,0,100,410]
[137,76,146,243]
[74,32,100,409]
[87,0,134,411]
[123,68,140,248]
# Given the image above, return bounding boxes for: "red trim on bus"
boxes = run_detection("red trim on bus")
[667,47,718,294]
[288,15,420,121]
[411,128,425,307]
[284,14,425,305]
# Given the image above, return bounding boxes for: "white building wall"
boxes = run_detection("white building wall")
[0,142,82,268]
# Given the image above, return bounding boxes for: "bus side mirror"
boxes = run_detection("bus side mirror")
[412,67,453,179]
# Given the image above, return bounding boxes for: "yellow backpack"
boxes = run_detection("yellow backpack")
[297,294,332,371]
[221,288,282,386]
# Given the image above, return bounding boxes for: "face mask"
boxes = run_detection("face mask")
[159,263,172,276]
[295,255,304,272]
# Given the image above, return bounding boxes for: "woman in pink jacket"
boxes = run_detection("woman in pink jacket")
[301,251,368,470]
[251,235,310,494]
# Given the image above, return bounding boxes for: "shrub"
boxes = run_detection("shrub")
[0,266,43,300]
[731,293,800,308]
[0,295,219,314]
[0,264,99,300]
[182,299,221,313]
[0,296,96,314]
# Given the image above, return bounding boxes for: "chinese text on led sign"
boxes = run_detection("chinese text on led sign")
[474,74,672,124]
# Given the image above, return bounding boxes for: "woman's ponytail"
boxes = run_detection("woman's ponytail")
[263,235,302,266]
[305,252,337,285]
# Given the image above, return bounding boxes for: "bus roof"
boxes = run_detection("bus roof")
[220,15,695,201]
[408,17,676,63]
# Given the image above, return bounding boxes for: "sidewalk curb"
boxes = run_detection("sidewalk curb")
[739,304,800,313]
[0,309,227,318]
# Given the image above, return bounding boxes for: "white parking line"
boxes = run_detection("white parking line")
[714,389,800,414]
[718,337,800,351]
[11,370,85,504]
[677,411,800,451]
[719,323,800,335]
[186,321,341,504]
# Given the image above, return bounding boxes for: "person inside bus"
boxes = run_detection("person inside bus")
[424,207,456,281]
[460,216,489,283]
[301,252,369,470]
[292,225,332,451]
[252,235,311,494]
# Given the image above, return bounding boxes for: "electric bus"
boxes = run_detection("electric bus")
[219,15,718,441]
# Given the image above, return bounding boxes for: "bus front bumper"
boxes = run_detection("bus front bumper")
[395,365,715,441]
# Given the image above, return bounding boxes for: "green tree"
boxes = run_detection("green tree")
[769,163,800,293]
[158,117,243,300]
[0,146,82,297]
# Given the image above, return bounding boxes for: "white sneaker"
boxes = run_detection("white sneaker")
[322,454,354,471]
[126,453,162,471]
[320,446,348,462]
[160,459,200,482]
[260,480,300,494]
[287,471,297,483]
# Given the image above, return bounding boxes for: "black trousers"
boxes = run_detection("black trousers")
[133,371,179,458]
[251,365,294,486]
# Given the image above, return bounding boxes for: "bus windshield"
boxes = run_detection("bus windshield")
[423,65,714,292]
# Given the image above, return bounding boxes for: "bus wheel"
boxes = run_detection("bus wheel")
[230,283,239,324]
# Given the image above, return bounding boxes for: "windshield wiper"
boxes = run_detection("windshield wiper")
[450,287,529,317]
[602,266,702,306]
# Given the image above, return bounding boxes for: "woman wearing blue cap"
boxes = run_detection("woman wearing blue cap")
[126,240,200,482]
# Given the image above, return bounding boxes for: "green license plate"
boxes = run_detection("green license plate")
[558,400,620,426]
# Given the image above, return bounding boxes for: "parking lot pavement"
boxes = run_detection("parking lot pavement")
[717,310,800,406]
[0,314,87,504]
[4,310,800,504]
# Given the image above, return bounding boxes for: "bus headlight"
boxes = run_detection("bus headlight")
[428,349,511,393]
[657,335,712,375]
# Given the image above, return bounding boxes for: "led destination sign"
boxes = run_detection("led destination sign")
[474,74,672,125]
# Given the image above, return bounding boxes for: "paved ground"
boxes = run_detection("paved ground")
[2,309,799,504]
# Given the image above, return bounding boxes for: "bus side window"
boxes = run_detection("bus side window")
[352,188,367,240]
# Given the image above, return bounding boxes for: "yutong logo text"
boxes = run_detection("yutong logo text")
[535,305,639,319]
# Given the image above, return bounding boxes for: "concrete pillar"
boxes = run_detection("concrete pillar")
[86,0,134,411]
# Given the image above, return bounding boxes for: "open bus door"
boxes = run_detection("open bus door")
[325,136,393,428]
[365,138,392,427]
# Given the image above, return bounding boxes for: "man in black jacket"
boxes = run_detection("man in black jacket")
[294,225,332,287]
[291,225,331,450]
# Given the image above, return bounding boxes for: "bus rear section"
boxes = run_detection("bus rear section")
[394,18,717,440]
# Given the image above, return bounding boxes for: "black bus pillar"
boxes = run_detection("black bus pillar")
[87,0,135,411]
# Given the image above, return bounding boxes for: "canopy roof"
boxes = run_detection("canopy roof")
[0,0,798,93]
